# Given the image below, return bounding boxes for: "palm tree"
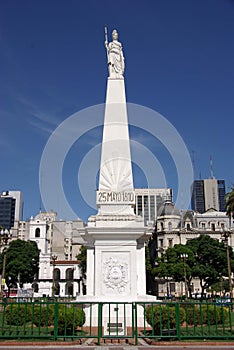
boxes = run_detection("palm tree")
[225,187,234,220]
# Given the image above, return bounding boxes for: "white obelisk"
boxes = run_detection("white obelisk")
[80,29,154,307]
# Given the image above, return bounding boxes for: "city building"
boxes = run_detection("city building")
[8,190,23,221]
[191,179,226,213]
[134,188,172,225]
[154,200,234,298]
[0,190,23,230]
[0,191,16,230]
[3,210,86,298]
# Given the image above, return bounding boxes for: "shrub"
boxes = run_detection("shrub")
[31,304,54,327]
[5,304,32,326]
[145,304,185,333]
[57,304,86,335]
[182,304,229,326]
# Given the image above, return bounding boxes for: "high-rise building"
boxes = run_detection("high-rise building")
[8,191,23,221]
[0,192,16,230]
[191,179,226,213]
[134,188,172,225]
[0,190,23,230]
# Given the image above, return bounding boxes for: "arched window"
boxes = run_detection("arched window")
[160,222,164,231]
[54,268,60,280]
[211,223,215,231]
[186,223,191,231]
[66,268,74,280]
[35,228,40,238]
[168,222,172,231]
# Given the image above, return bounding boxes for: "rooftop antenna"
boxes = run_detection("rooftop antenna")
[210,155,214,179]
[191,150,196,179]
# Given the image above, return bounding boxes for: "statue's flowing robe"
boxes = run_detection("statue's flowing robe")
[108,41,124,75]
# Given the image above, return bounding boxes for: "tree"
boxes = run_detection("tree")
[152,244,194,297]
[225,187,234,220]
[76,245,87,295]
[152,235,234,299]
[76,245,87,276]
[187,235,234,297]
[0,239,40,288]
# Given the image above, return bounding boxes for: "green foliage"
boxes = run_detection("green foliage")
[182,304,229,325]
[57,304,86,335]
[187,235,234,293]
[31,304,54,327]
[76,245,87,275]
[5,304,32,326]
[152,235,234,298]
[1,239,40,287]
[5,303,86,334]
[145,304,185,332]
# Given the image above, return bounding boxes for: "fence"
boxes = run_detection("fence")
[0,300,233,344]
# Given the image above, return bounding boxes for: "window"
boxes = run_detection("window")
[160,222,164,231]
[168,239,173,247]
[186,223,191,231]
[169,282,175,293]
[168,222,172,231]
[211,223,215,231]
[54,268,60,280]
[35,228,40,238]
[66,268,74,280]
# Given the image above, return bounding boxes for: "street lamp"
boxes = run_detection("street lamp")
[0,229,10,299]
[180,253,188,298]
[51,254,57,297]
[221,229,233,299]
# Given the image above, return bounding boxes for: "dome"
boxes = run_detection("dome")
[158,201,180,217]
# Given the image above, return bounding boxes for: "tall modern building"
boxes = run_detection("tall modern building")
[134,188,173,225]
[8,191,23,221]
[0,190,23,230]
[0,192,16,230]
[191,179,226,213]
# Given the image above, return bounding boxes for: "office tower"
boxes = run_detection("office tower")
[0,190,23,230]
[191,179,226,213]
[135,188,173,225]
[8,191,23,221]
[0,191,16,229]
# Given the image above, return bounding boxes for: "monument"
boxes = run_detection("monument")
[79,29,154,332]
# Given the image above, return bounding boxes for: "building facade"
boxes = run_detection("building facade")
[4,210,86,298]
[134,188,172,225]
[191,179,226,213]
[154,200,234,298]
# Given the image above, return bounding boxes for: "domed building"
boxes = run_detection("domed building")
[157,200,181,233]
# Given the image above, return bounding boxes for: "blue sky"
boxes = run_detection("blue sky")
[1,0,234,222]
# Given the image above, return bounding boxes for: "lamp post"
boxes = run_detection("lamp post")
[0,229,10,299]
[51,254,57,297]
[221,229,233,299]
[180,253,188,298]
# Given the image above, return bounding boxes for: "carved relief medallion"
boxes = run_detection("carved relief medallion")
[103,257,128,292]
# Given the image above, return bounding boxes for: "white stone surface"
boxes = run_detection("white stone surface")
[78,32,155,316]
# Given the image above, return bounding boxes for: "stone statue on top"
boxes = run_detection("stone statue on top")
[105,28,125,79]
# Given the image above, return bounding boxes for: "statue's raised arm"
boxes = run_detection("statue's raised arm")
[105,28,125,79]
